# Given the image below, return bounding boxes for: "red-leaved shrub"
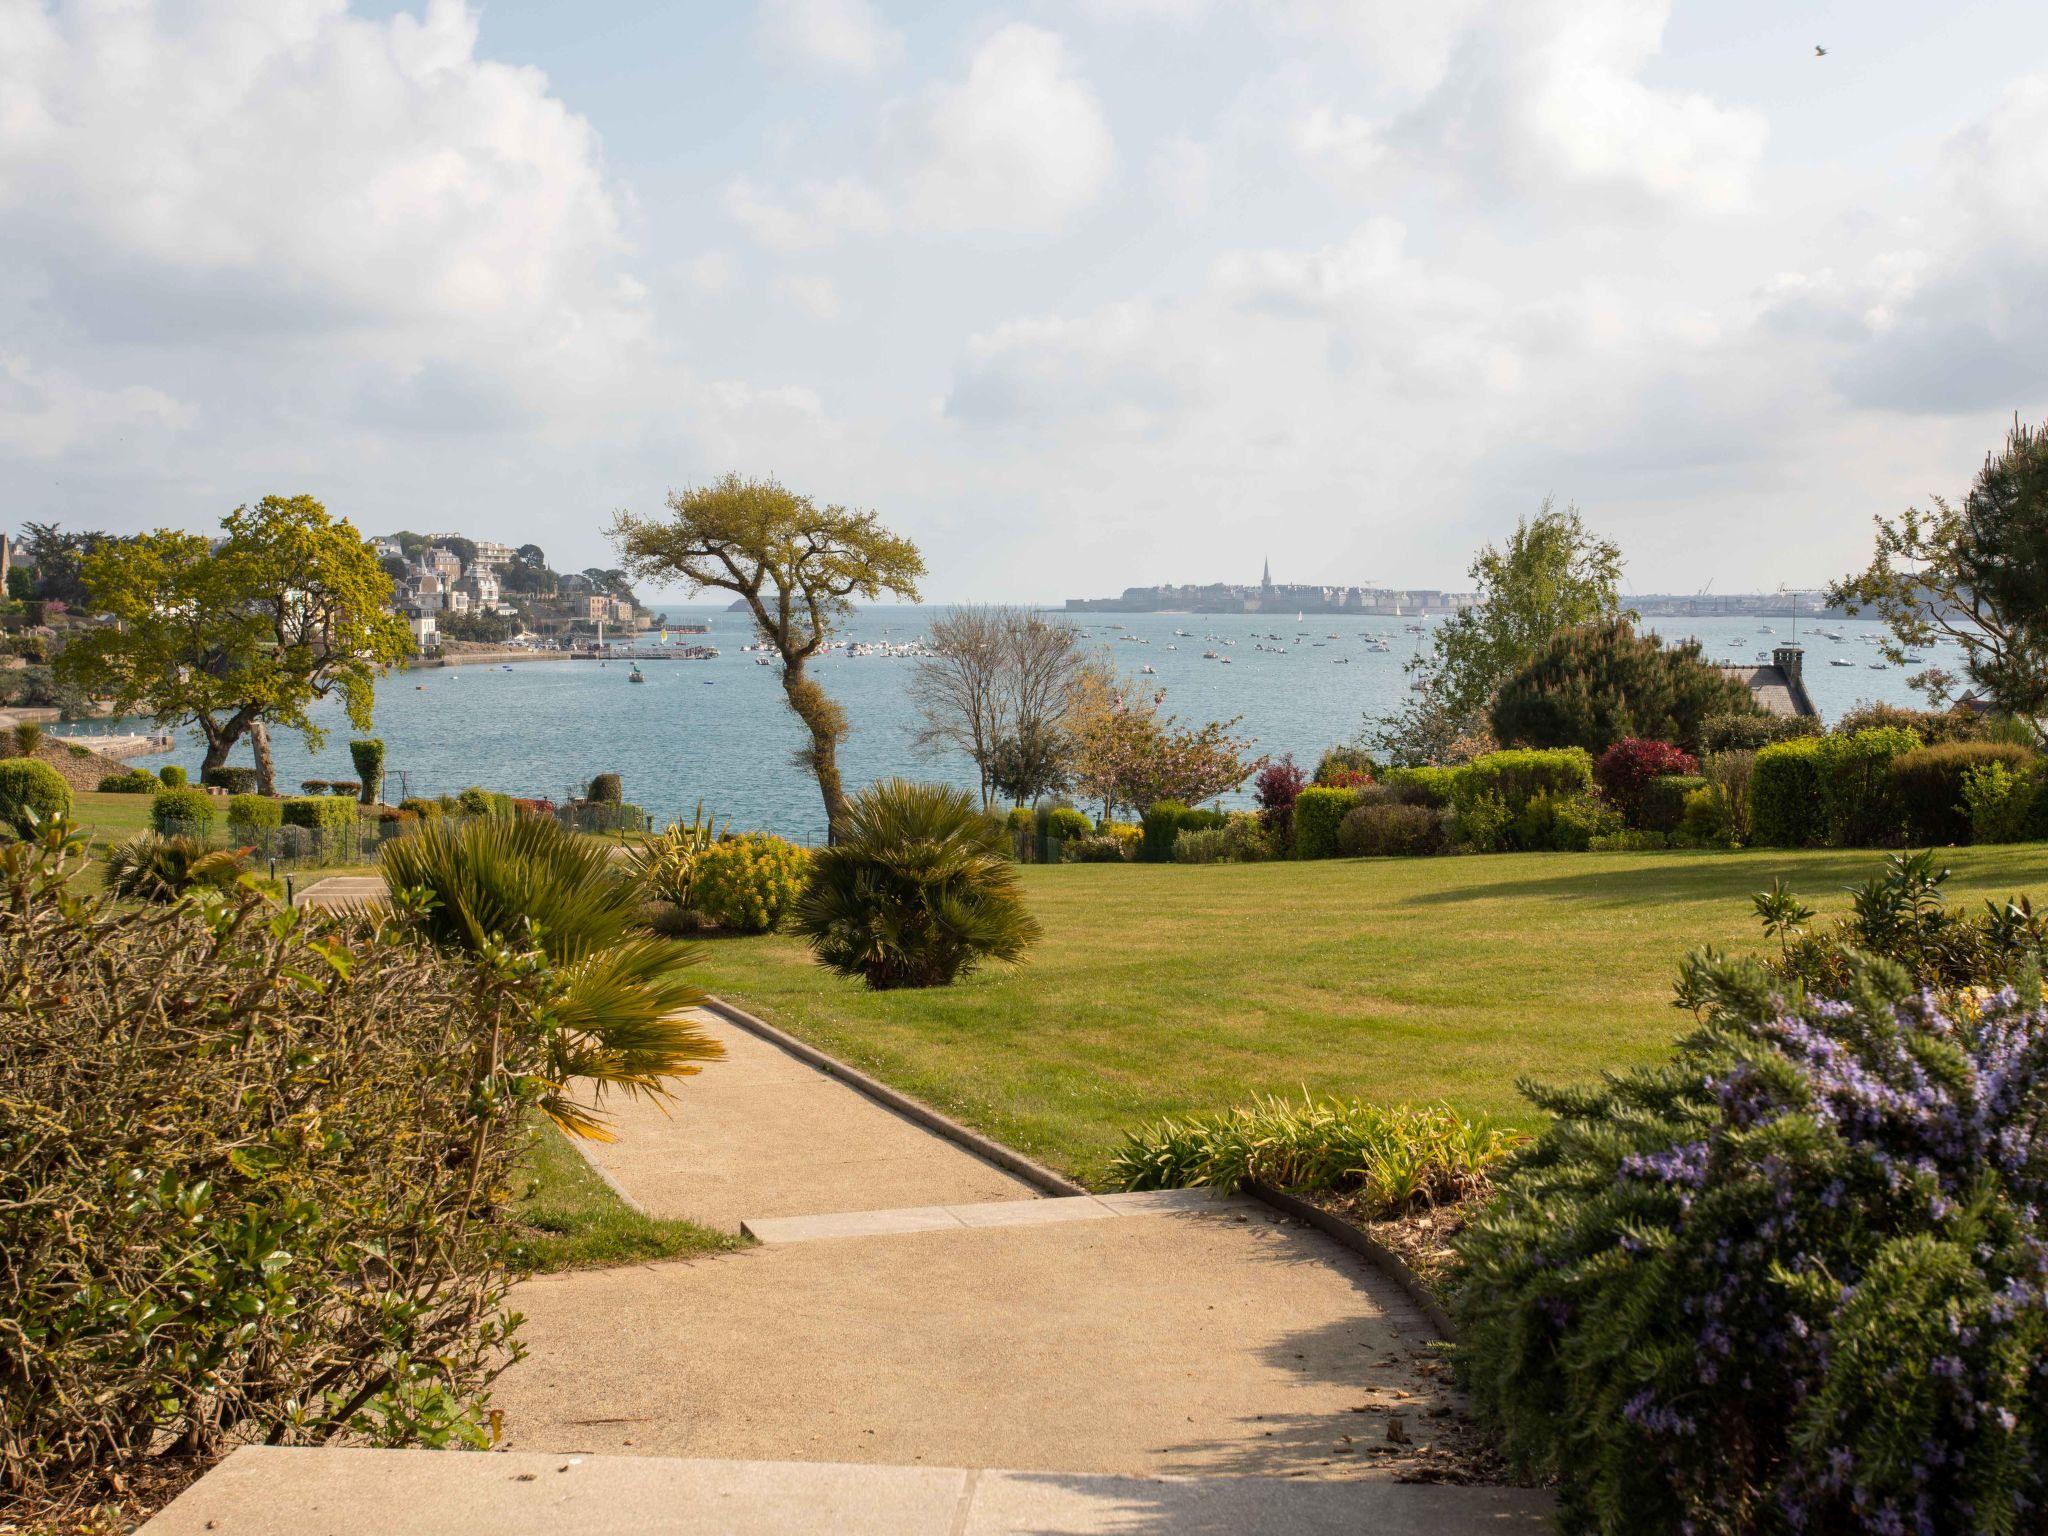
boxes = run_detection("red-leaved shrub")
[1594,738,1698,825]
[1254,755,1310,846]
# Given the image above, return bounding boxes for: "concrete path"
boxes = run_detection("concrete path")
[577,1011,1037,1228]
[293,875,387,911]
[154,1001,1547,1530]
[143,1447,1552,1534]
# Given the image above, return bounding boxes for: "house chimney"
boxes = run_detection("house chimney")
[1773,644,1803,684]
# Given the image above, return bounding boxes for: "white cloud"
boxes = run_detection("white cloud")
[725,174,889,252]
[945,301,1206,435]
[777,274,843,320]
[0,353,191,458]
[895,25,1116,235]
[756,0,902,74]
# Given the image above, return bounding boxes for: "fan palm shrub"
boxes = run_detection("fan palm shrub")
[379,813,721,1137]
[794,778,1041,989]
[105,833,251,902]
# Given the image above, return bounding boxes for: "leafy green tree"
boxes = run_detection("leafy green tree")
[1373,501,1626,762]
[611,474,925,837]
[1831,414,2048,738]
[58,495,412,793]
[1491,618,1762,755]
[18,521,116,606]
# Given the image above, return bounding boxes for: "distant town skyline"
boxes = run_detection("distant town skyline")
[4,3,2047,600]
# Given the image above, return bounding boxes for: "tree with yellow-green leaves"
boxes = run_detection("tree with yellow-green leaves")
[58,495,412,794]
[611,474,925,839]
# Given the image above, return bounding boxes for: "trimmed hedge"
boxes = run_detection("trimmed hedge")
[1638,773,1709,835]
[1450,749,1594,816]
[201,766,258,795]
[150,785,216,837]
[1380,766,1457,807]
[1813,726,1919,848]
[1337,802,1447,857]
[1749,738,1824,847]
[281,794,359,857]
[157,764,187,787]
[1889,741,2036,846]
[226,794,283,840]
[97,769,161,794]
[1140,800,1226,860]
[1292,786,1362,859]
[0,759,72,835]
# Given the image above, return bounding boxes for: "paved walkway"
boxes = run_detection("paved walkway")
[147,1001,1550,1532]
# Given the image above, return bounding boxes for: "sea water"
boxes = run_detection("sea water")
[79,607,1936,843]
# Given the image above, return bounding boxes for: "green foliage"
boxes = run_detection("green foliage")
[1638,773,1708,835]
[1455,790,1515,853]
[10,722,43,756]
[1701,750,1757,845]
[1108,1093,1521,1218]
[96,768,160,793]
[104,834,251,901]
[148,784,215,837]
[1380,765,1457,806]
[585,772,623,805]
[1832,413,2048,732]
[1338,801,1450,857]
[0,758,71,837]
[1889,741,2036,845]
[378,812,721,1137]
[1699,709,1822,753]
[1835,701,1991,746]
[1452,748,1596,817]
[793,779,1040,988]
[1963,760,2034,844]
[1749,737,1825,847]
[1678,784,1737,848]
[1291,786,1362,859]
[1455,945,2048,1533]
[1586,828,1671,852]
[0,827,528,1502]
[56,496,411,779]
[623,802,727,910]
[398,795,444,821]
[1043,805,1092,844]
[1491,618,1761,755]
[157,763,187,787]
[225,793,283,841]
[348,738,385,802]
[1748,850,2048,999]
[454,785,513,819]
[691,831,809,933]
[1172,814,1274,864]
[1390,500,1627,733]
[1137,799,1225,860]
[202,766,258,795]
[1815,725,1920,847]
[1064,833,1132,862]
[280,794,357,857]
[1312,745,1379,785]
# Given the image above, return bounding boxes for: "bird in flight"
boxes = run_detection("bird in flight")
[1815,45,1828,56]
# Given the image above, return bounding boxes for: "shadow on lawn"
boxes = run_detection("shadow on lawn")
[1400,848,2048,910]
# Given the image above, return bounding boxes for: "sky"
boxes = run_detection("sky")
[4,1,2048,603]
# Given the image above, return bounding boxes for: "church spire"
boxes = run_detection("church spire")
[1261,555,1272,592]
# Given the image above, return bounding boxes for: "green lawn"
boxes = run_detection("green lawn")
[506,1120,739,1272]
[691,845,2048,1185]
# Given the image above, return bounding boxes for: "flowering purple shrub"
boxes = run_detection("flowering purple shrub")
[1455,952,2048,1535]
[1253,754,1309,846]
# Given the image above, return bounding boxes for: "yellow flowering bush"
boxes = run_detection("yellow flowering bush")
[692,832,809,933]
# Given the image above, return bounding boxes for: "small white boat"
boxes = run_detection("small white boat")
[1140,664,1156,674]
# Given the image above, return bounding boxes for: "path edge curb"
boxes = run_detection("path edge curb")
[700,994,1089,1199]
[1244,1179,1459,1342]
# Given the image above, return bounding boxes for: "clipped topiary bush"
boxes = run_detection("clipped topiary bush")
[157,763,187,788]
[1043,806,1092,846]
[1138,800,1225,860]
[149,784,215,838]
[1749,737,1825,847]
[1456,945,2048,1534]
[201,766,258,795]
[1889,741,2036,846]
[692,831,809,934]
[97,768,160,794]
[398,796,445,822]
[586,772,623,805]
[348,737,385,803]
[1378,766,1457,807]
[793,779,1038,988]
[226,793,283,843]
[280,794,358,860]
[0,758,71,836]
[1292,786,1362,859]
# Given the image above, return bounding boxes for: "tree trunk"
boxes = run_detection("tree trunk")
[781,660,850,841]
[198,707,260,783]
[249,721,278,797]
